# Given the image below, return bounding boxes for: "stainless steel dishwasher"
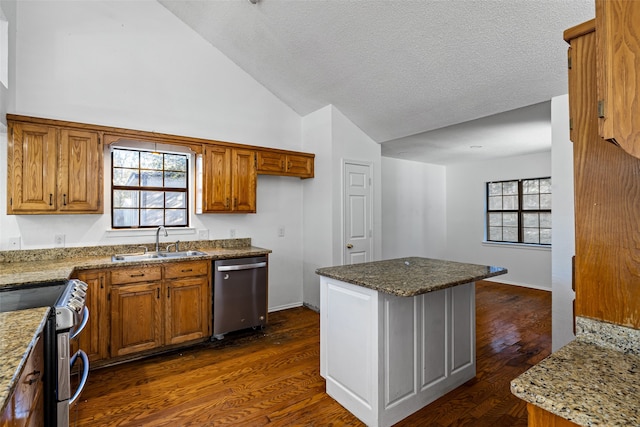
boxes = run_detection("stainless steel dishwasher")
[212,256,268,340]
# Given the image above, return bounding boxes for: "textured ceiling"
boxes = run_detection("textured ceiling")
[158,0,594,165]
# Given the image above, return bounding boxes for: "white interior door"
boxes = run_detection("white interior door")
[344,161,373,265]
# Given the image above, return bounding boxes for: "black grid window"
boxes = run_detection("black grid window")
[486,177,551,245]
[112,148,189,229]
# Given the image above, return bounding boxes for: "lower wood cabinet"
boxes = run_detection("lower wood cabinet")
[108,261,211,359]
[0,333,44,427]
[110,280,163,357]
[71,260,211,364]
[527,403,579,427]
[72,270,108,363]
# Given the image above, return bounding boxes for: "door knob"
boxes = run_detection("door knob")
[346,244,353,249]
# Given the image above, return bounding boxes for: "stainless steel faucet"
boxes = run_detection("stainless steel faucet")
[155,226,168,253]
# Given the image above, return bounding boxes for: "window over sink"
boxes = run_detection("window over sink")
[111,148,189,228]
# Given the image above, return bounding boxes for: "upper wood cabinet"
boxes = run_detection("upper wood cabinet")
[256,150,314,179]
[7,123,57,213]
[595,0,640,158]
[6,114,314,215]
[7,119,103,214]
[202,146,256,213]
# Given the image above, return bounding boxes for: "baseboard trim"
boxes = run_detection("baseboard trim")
[268,302,303,313]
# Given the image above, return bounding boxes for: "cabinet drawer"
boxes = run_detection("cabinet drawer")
[165,261,209,279]
[110,266,162,284]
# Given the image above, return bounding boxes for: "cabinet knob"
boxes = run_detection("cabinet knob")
[346,244,353,249]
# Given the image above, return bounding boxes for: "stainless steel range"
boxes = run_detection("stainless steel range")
[0,279,90,427]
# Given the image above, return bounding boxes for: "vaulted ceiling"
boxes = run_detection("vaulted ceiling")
[159,0,594,164]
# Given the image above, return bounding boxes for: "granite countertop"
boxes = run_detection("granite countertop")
[0,307,50,414]
[315,257,507,297]
[0,238,271,288]
[511,317,640,426]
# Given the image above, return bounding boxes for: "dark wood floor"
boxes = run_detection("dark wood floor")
[71,281,551,426]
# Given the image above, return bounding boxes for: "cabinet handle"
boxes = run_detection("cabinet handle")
[288,161,292,170]
[26,370,41,385]
[130,273,145,278]
[181,269,193,273]
[234,197,238,208]
[63,194,67,206]
[225,198,230,209]
[167,287,170,299]
[100,277,104,289]
[157,288,160,299]
[49,194,53,206]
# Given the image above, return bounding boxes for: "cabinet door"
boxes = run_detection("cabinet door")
[286,154,314,178]
[256,150,285,173]
[165,276,210,345]
[110,282,162,357]
[596,0,640,158]
[8,123,57,213]
[58,129,103,213]
[202,146,232,212]
[232,148,257,213]
[72,270,108,363]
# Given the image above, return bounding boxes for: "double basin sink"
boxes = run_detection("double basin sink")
[111,250,207,262]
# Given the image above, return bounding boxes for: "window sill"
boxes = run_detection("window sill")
[106,227,197,238]
[482,241,551,252]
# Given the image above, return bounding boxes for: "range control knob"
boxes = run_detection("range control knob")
[68,298,84,312]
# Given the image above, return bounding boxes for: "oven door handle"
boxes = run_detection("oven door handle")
[70,307,89,340]
[69,349,89,405]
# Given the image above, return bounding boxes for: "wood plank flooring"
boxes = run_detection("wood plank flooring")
[71,281,551,427]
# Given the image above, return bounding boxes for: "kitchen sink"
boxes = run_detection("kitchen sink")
[111,250,207,262]
[158,250,208,258]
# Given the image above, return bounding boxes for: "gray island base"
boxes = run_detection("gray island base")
[316,257,507,427]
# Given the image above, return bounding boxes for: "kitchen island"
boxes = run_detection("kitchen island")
[316,257,507,427]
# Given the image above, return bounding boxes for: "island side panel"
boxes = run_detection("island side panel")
[379,283,476,427]
[320,276,380,425]
[451,283,475,375]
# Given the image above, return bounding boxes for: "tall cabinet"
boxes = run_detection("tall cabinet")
[568,10,640,331]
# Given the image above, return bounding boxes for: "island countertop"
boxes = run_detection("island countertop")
[315,257,507,297]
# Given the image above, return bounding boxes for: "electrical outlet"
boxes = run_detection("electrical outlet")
[54,234,65,247]
[198,229,209,240]
[9,237,20,250]
[278,226,285,237]
[230,229,236,238]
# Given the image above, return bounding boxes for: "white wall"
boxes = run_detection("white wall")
[301,105,382,310]
[0,0,15,130]
[381,157,446,260]
[550,94,575,351]
[2,0,307,311]
[301,106,333,311]
[445,152,552,290]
